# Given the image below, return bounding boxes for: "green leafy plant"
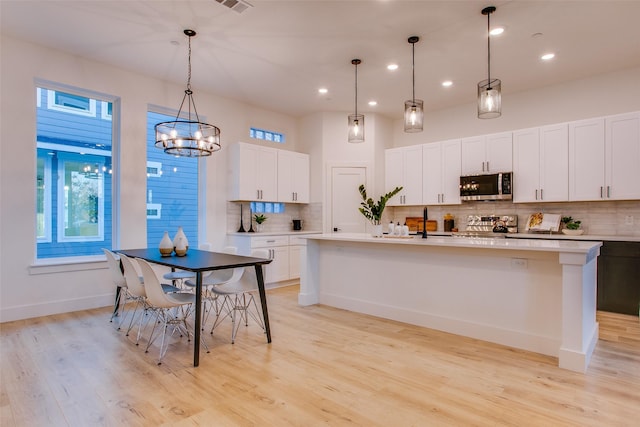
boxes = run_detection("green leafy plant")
[561,216,582,230]
[253,213,267,224]
[358,184,403,225]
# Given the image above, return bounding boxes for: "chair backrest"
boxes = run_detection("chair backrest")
[119,254,145,298]
[137,258,184,309]
[103,248,126,288]
[222,246,238,255]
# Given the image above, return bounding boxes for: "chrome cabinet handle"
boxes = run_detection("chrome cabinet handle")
[486,161,490,172]
[535,189,538,200]
[607,186,611,198]
[540,189,543,200]
[482,161,485,172]
[600,186,603,198]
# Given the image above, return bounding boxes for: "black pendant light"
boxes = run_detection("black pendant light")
[404,36,424,132]
[154,29,222,156]
[477,6,502,119]
[348,59,365,143]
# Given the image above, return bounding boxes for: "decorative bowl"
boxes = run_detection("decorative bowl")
[561,229,584,236]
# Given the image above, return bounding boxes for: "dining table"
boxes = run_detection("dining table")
[117,248,272,366]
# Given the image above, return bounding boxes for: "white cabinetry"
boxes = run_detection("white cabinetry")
[605,112,640,200]
[569,113,640,201]
[385,145,423,206]
[461,132,512,175]
[227,233,319,284]
[513,124,568,203]
[277,150,310,203]
[422,140,461,205]
[230,142,278,201]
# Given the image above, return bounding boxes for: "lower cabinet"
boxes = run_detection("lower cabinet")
[227,233,317,285]
[597,241,640,315]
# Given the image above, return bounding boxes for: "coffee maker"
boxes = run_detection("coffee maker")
[292,219,303,231]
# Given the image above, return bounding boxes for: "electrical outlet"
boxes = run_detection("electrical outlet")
[511,258,528,269]
[625,215,634,226]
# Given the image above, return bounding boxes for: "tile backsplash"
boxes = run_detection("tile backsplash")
[227,202,323,233]
[389,200,640,237]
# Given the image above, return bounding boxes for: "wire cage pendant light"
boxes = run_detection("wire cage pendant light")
[348,59,365,143]
[404,36,424,132]
[478,6,501,119]
[155,29,221,157]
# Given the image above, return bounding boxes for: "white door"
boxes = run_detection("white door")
[331,167,366,233]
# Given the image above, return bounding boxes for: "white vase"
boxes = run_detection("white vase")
[175,236,187,256]
[173,226,189,251]
[371,224,383,238]
[159,231,173,257]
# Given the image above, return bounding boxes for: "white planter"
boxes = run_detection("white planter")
[371,224,383,238]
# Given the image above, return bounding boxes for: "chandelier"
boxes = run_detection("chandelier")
[477,6,502,119]
[404,36,424,132]
[155,29,221,157]
[348,59,364,143]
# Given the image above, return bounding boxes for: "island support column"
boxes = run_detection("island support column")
[558,247,600,372]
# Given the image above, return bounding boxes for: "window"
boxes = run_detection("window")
[36,85,115,259]
[250,127,285,144]
[47,90,97,117]
[146,111,199,249]
[250,201,285,214]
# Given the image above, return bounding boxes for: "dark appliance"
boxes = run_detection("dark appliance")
[460,172,513,201]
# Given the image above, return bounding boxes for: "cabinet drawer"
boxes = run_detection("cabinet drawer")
[250,235,289,248]
[289,235,310,246]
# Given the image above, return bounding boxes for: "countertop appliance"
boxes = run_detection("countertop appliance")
[460,172,513,201]
[453,214,518,238]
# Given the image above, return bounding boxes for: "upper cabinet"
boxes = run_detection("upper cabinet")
[513,124,568,203]
[605,112,640,200]
[461,132,513,175]
[229,142,279,202]
[277,150,310,203]
[569,112,640,201]
[385,145,423,206]
[423,140,461,205]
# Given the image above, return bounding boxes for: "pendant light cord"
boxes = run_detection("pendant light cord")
[411,41,416,103]
[487,9,492,84]
[354,61,358,116]
[186,34,193,93]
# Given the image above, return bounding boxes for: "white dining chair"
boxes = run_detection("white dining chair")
[103,248,130,328]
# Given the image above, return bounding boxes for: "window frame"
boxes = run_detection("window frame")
[47,89,97,117]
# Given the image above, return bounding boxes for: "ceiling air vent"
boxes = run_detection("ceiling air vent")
[215,0,253,14]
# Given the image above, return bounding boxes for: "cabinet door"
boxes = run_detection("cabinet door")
[266,246,290,283]
[289,245,302,279]
[485,132,513,173]
[441,139,461,205]
[258,147,278,201]
[606,112,640,200]
[385,149,404,206]
[461,136,486,175]
[277,151,309,203]
[402,145,423,205]
[422,143,442,205]
[569,118,605,201]
[539,124,568,202]
[513,128,540,203]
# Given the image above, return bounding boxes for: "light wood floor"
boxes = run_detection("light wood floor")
[1,285,639,426]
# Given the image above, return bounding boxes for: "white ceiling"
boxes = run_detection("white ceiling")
[2,1,640,119]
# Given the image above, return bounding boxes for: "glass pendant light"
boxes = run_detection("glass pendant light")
[404,36,424,132]
[478,6,502,119]
[348,59,364,143]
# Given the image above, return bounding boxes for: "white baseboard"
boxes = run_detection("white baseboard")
[0,294,114,323]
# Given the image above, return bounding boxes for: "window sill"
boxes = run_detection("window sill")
[29,255,106,275]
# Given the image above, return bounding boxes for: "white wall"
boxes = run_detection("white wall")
[393,66,640,147]
[0,36,298,322]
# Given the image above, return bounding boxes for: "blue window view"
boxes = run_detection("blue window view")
[250,202,285,214]
[36,87,113,259]
[146,111,199,250]
[250,127,284,143]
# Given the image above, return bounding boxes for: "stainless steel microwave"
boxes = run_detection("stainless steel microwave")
[460,172,513,201]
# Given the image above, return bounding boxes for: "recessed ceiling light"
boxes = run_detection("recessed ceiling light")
[368,101,377,106]
[490,27,504,36]
[318,88,328,94]
[442,80,453,87]
[541,53,555,61]
[387,64,398,71]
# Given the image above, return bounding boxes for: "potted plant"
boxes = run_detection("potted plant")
[254,213,267,232]
[561,216,584,235]
[358,184,403,237]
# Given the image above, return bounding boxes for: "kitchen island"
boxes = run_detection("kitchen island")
[299,233,602,372]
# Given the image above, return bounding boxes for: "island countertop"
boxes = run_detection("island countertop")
[304,233,602,256]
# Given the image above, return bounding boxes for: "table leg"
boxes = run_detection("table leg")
[194,272,202,367]
[254,264,272,343]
